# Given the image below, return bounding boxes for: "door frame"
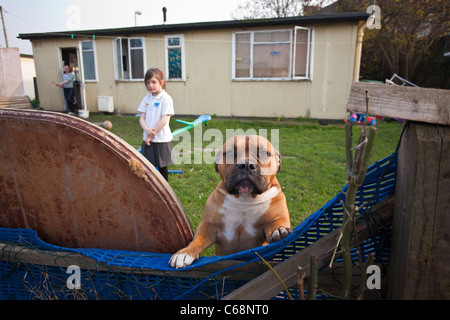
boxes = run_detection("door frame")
[58,46,86,111]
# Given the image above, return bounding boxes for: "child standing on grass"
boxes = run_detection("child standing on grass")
[138,68,174,182]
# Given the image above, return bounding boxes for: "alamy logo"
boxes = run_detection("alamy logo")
[171,126,280,176]
[366,5,381,29]
[366,265,381,290]
[66,265,81,289]
[66,5,81,30]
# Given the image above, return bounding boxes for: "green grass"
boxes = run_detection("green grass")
[87,113,403,234]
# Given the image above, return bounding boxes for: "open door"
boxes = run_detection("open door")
[59,47,86,112]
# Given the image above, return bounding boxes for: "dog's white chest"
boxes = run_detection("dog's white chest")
[219,187,279,241]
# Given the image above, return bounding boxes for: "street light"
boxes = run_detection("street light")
[135,10,142,26]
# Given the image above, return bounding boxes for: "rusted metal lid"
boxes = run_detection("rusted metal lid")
[0,109,193,253]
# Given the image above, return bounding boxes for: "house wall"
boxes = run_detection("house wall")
[20,55,36,100]
[0,48,25,98]
[309,23,358,119]
[30,21,358,119]
[32,40,66,110]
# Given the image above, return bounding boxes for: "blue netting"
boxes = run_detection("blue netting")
[0,153,397,300]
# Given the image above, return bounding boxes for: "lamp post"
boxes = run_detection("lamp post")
[134,10,141,26]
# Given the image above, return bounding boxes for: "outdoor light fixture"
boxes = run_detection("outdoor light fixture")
[135,10,142,26]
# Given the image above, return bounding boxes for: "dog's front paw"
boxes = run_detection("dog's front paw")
[169,252,195,269]
[268,227,291,243]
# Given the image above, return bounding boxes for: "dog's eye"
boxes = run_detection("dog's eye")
[260,151,271,157]
[223,151,236,160]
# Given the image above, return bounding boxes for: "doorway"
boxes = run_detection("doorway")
[60,47,84,111]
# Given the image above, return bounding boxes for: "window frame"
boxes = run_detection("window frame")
[164,34,186,81]
[80,40,98,82]
[292,26,313,80]
[232,27,313,81]
[113,37,146,81]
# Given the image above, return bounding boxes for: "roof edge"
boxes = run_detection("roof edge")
[18,12,369,40]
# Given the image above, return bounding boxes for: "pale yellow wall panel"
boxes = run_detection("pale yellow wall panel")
[182,30,232,117]
[32,40,63,111]
[309,23,357,119]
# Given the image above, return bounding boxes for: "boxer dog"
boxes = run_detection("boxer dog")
[169,135,290,269]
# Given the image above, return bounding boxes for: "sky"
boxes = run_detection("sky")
[0,0,244,54]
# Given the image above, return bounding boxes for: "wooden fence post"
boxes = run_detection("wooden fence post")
[389,122,450,299]
[347,82,450,299]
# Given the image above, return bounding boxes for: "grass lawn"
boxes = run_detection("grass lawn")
[87,113,403,247]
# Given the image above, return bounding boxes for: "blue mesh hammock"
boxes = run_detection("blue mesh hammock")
[0,153,397,300]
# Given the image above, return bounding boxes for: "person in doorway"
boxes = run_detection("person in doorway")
[137,68,175,182]
[55,65,76,115]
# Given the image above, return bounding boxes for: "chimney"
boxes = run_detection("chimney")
[162,7,167,24]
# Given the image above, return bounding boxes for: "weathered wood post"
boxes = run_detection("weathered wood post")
[347,82,450,299]
[342,91,377,299]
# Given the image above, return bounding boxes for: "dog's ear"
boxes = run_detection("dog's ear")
[275,149,281,174]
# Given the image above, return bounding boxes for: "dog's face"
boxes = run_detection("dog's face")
[215,135,281,195]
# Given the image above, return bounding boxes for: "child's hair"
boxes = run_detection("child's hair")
[144,68,166,89]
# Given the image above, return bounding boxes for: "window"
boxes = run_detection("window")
[81,40,97,81]
[165,35,185,80]
[114,37,145,80]
[232,27,313,80]
[293,27,312,79]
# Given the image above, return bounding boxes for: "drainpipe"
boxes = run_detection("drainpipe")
[353,20,367,82]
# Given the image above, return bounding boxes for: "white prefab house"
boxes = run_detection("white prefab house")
[19,12,369,119]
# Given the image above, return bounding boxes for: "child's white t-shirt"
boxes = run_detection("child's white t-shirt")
[137,90,174,143]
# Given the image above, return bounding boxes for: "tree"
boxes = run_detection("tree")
[333,0,450,86]
[376,0,448,82]
[232,0,303,19]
